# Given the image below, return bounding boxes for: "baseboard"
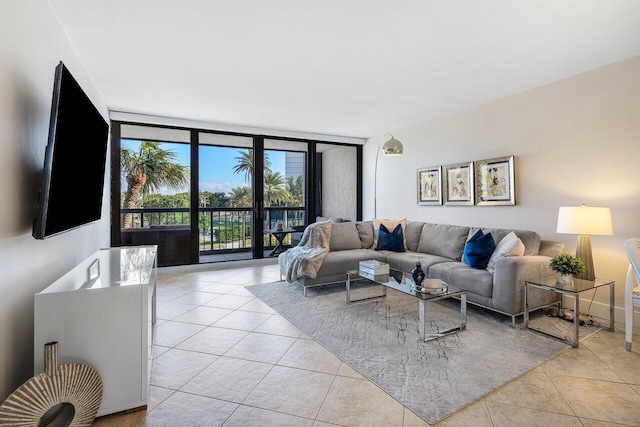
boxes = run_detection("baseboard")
[158,257,278,275]
[563,295,640,328]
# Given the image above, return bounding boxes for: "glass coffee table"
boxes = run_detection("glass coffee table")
[346,267,467,342]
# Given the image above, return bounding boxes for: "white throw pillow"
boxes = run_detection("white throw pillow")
[486,231,525,273]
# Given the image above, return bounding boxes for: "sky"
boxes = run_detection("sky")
[121,139,286,195]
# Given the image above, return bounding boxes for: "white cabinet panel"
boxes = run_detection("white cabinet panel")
[34,245,157,417]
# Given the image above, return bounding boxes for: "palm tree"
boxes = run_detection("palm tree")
[232,149,271,183]
[226,186,252,207]
[263,171,292,207]
[121,141,189,228]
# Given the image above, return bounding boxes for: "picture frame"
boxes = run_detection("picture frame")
[443,161,474,205]
[475,155,515,206]
[417,166,442,205]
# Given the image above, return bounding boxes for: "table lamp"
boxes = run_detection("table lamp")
[556,204,613,280]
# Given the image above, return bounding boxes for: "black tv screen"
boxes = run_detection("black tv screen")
[33,61,109,239]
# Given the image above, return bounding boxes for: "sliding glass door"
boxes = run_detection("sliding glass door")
[111,121,362,267]
[198,133,254,262]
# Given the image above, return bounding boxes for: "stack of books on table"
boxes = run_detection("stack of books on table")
[359,260,389,279]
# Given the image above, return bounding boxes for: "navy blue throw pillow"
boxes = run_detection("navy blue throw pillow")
[463,230,496,269]
[376,223,406,252]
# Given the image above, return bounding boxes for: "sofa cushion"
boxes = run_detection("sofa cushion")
[468,227,540,256]
[375,223,406,252]
[405,221,425,252]
[315,249,387,277]
[417,223,470,260]
[317,216,344,223]
[429,261,494,299]
[486,231,525,274]
[463,230,496,269]
[373,218,407,250]
[386,251,453,273]
[355,221,375,249]
[538,240,565,257]
[329,222,361,251]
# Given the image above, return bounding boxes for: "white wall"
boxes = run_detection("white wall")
[0,0,110,399]
[322,146,357,221]
[365,56,640,325]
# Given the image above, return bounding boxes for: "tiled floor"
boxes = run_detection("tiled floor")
[92,263,640,427]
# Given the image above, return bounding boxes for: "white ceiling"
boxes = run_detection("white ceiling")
[48,0,640,139]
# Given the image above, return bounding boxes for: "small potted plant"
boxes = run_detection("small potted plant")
[549,253,585,284]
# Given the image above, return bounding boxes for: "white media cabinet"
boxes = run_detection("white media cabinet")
[34,245,158,417]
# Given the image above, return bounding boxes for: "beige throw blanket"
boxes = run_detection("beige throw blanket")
[279,221,332,283]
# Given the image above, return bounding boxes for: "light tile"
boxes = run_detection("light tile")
[551,375,640,425]
[277,338,342,375]
[579,418,636,427]
[176,326,248,355]
[156,301,197,320]
[150,348,216,390]
[312,422,342,427]
[435,400,492,427]
[154,321,205,347]
[224,332,296,364]
[155,287,190,302]
[148,385,174,411]
[212,310,272,331]
[485,371,574,415]
[170,291,220,305]
[153,345,171,359]
[403,407,430,427]
[181,356,272,403]
[237,298,276,314]
[486,401,583,426]
[253,314,303,338]
[316,375,405,427]
[581,330,640,385]
[173,306,233,326]
[145,391,237,426]
[539,345,623,382]
[184,269,239,283]
[227,286,256,297]
[200,282,246,294]
[222,405,314,427]
[204,294,255,310]
[337,362,366,380]
[244,365,334,419]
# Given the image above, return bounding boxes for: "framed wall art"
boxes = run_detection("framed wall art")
[475,155,515,205]
[417,166,442,205]
[443,161,474,205]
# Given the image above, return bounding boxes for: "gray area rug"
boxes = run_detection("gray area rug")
[247,280,595,424]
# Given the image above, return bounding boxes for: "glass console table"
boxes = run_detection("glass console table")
[523,277,614,347]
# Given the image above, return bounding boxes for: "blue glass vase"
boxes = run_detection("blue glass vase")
[411,262,425,287]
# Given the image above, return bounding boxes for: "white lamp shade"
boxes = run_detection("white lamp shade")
[556,206,613,236]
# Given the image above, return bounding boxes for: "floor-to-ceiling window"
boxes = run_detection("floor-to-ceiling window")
[110,122,362,267]
[117,125,192,266]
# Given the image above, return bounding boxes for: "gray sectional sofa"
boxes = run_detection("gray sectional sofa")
[278,220,565,326]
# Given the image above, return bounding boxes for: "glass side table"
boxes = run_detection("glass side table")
[523,278,614,347]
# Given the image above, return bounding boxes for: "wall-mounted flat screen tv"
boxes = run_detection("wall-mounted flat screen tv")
[32,61,109,239]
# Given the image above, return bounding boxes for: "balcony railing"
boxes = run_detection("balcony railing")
[121,206,306,254]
